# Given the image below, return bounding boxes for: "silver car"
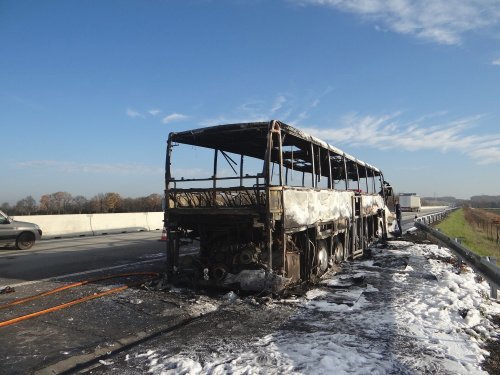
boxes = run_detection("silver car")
[0,210,42,250]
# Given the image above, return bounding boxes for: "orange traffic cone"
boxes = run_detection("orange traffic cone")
[160,227,168,241]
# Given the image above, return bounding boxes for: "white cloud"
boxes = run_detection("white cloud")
[199,116,230,127]
[201,96,290,127]
[127,108,163,118]
[270,95,287,114]
[492,58,500,65]
[199,114,269,127]
[16,160,162,175]
[126,108,143,118]
[290,111,309,125]
[294,0,500,45]
[311,99,320,108]
[162,113,189,124]
[238,100,265,114]
[201,93,500,164]
[201,91,333,128]
[302,112,500,164]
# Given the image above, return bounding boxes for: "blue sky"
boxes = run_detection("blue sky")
[1,0,500,204]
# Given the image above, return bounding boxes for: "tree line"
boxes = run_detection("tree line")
[470,195,500,208]
[1,192,163,216]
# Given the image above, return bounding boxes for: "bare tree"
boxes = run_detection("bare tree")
[39,192,73,214]
[90,194,105,213]
[144,193,162,211]
[121,197,139,212]
[53,192,72,214]
[71,196,89,213]
[104,192,122,213]
[1,202,12,214]
[39,194,54,214]
[15,196,37,215]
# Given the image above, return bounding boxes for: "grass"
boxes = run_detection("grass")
[436,208,500,265]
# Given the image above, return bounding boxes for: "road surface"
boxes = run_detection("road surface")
[0,207,446,287]
[0,231,166,287]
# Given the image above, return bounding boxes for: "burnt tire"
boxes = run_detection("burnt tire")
[315,240,329,276]
[16,232,35,250]
[333,238,344,264]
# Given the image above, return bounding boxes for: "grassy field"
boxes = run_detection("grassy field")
[436,208,500,265]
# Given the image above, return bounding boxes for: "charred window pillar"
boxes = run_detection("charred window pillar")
[316,147,321,186]
[239,154,244,186]
[343,155,348,190]
[327,150,333,189]
[165,135,179,276]
[310,144,316,188]
[264,122,274,270]
[355,163,360,191]
[365,166,370,193]
[212,149,218,206]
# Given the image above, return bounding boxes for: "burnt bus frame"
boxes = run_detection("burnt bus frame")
[164,120,390,285]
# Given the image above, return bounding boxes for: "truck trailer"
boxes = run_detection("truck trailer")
[399,193,421,212]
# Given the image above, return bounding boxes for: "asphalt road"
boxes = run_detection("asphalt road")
[0,207,447,287]
[0,231,167,287]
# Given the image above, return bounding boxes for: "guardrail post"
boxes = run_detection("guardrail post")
[456,256,463,273]
[452,238,463,273]
[486,256,498,299]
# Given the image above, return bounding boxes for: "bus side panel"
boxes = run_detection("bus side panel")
[283,188,354,229]
[360,194,385,214]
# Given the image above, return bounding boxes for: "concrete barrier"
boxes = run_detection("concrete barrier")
[90,212,150,235]
[12,212,164,239]
[145,212,164,231]
[12,214,94,238]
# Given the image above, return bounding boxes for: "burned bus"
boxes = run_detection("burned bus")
[164,121,393,292]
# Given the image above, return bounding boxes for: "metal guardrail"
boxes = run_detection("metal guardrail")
[414,207,457,225]
[415,209,500,299]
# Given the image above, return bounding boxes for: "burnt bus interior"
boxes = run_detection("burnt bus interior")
[165,121,391,290]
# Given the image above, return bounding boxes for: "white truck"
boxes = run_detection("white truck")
[399,193,421,212]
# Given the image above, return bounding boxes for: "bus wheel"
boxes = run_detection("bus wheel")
[315,240,329,276]
[333,238,344,264]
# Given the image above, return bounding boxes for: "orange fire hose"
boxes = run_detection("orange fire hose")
[0,272,159,328]
[0,272,158,309]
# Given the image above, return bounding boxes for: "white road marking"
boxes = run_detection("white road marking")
[0,256,166,289]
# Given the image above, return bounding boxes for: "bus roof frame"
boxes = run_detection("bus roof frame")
[169,120,381,178]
